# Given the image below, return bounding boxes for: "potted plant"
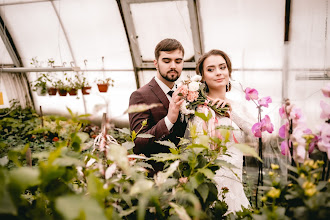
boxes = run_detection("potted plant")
[67,76,81,96]
[96,78,114,93]
[31,73,50,96]
[80,76,91,95]
[56,80,70,96]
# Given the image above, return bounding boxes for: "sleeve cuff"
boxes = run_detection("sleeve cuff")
[164,116,174,131]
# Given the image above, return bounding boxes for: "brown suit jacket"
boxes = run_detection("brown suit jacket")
[129,77,187,172]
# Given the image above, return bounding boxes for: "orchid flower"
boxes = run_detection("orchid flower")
[258,96,272,107]
[245,87,259,101]
[261,115,274,133]
[321,83,330,98]
[320,100,330,119]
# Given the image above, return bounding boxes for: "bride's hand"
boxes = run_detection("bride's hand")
[209,98,231,109]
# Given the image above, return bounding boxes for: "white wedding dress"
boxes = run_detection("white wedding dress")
[189,100,253,214]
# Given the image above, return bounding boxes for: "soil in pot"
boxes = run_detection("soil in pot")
[58,89,68,96]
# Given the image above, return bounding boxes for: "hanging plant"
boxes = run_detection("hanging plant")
[96,78,114,93]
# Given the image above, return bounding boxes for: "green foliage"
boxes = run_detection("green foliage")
[254,160,330,220]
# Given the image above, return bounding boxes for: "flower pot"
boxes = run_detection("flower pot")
[48,87,57,96]
[58,89,68,96]
[82,86,92,95]
[68,88,78,96]
[97,84,109,93]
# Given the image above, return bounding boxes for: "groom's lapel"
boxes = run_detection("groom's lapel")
[149,78,170,109]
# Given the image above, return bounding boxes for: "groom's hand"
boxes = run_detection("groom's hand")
[167,86,184,123]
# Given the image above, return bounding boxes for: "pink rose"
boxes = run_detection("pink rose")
[186,91,199,102]
[258,96,272,107]
[321,83,330,98]
[245,87,259,101]
[180,85,189,97]
[320,100,330,119]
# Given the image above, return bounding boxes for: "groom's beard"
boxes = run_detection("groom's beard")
[158,65,179,82]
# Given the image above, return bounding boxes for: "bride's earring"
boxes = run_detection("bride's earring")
[226,81,231,92]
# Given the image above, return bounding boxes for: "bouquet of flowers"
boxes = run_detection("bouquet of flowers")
[177,75,231,120]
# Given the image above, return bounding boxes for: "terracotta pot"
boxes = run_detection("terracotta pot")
[48,87,57,96]
[58,89,68,96]
[82,86,92,95]
[97,84,109,93]
[68,88,78,96]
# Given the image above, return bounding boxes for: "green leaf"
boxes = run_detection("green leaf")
[56,195,107,220]
[77,132,90,143]
[124,103,162,114]
[198,168,215,179]
[195,111,212,122]
[122,141,135,150]
[136,133,154,138]
[116,128,131,135]
[53,157,84,167]
[169,202,191,220]
[9,167,41,189]
[233,143,262,162]
[197,183,209,203]
[155,140,176,149]
[149,153,181,162]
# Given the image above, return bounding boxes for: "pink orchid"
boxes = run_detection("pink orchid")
[279,104,286,119]
[245,87,259,101]
[289,106,304,124]
[295,145,307,163]
[318,123,330,159]
[279,123,289,139]
[261,115,274,133]
[280,141,290,155]
[258,96,272,107]
[252,122,262,138]
[320,100,330,119]
[321,83,330,98]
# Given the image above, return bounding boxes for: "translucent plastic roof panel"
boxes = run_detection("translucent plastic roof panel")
[0,2,72,67]
[54,0,133,69]
[289,0,330,69]
[199,0,285,69]
[130,0,195,61]
[0,37,13,64]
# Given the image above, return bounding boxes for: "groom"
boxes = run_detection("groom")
[128,38,187,175]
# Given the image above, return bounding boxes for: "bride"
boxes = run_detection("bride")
[190,49,253,214]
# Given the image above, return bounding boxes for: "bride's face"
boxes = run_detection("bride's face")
[202,55,229,91]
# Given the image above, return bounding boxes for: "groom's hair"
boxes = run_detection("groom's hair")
[196,49,232,77]
[154,38,184,60]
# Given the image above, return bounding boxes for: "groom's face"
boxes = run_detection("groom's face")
[154,49,184,83]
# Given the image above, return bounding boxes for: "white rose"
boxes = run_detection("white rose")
[188,81,200,91]
[191,75,202,82]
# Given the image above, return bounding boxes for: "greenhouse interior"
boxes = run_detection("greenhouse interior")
[0,0,329,219]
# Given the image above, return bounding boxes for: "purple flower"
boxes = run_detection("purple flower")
[258,96,272,107]
[320,100,330,119]
[252,122,262,138]
[321,83,330,98]
[261,115,274,133]
[245,87,259,101]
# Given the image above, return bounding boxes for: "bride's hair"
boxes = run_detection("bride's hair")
[196,49,232,92]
